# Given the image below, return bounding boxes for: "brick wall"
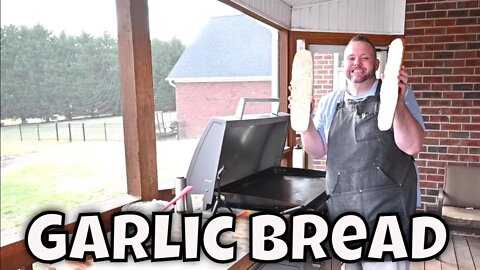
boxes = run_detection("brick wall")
[404,0,480,212]
[175,81,272,138]
[310,53,334,171]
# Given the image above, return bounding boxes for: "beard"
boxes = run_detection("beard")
[346,68,377,84]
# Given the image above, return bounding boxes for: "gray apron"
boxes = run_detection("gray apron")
[325,81,417,236]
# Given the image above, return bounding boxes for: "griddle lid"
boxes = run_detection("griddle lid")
[185,110,290,210]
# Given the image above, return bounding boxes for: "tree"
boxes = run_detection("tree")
[151,38,185,112]
[1,24,183,121]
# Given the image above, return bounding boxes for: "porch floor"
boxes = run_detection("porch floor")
[411,233,480,270]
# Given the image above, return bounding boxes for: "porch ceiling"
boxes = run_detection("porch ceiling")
[281,0,331,8]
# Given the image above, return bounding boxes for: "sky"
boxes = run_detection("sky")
[0,0,241,45]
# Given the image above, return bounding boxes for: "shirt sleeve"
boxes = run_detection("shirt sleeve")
[313,98,328,144]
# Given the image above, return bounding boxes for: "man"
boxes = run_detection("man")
[297,35,424,270]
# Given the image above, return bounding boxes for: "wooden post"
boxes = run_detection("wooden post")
[116,0,158,200]
[36,124,40,141]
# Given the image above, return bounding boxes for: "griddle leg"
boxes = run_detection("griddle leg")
[212,193,233,215]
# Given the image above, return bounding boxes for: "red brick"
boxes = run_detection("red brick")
[442,92,463,99]
[404,60,424,67]
[412,68,432,75]
[444,60,466,67]
[447,9,469,17]
[432,68,453,75]
[435,18,456,26]
[415,36,435,43]
[416,3,436,11]
[452,83,474,90]
[439,154,460,161]
[448,147,469,154]
[427,174,445,181]
[419,181,438,189]
[465,76,480,83]
[424,43,445,51]
[441,108,463,115]
[447,26,469,34]
[407,44,425,51]
[470,8,480,16]
[426,10,448,18]
[425,137,440,145]
[450,116,472,123]
[444,76,465,83]
[455,34,477,42]
[456,18,478,25]
[415,19,435,27]
[469,148,480,155]
[459,155,480,163]
[457,0,479,8]
[467,25,480,32]
[413,83,432,91]
[471,132,480,139]
[427,160,447,168]
[426,130,449,138]
[455,51,476,59]
[449,131,470,138]
[431,99,452,106]
[425,27,447,35]
[424,60,444,67]
[422,107,442,115]
[429,115,449,122]
[407,28,426,36]
[441,123,462,130]
[419,152,439,160]
[453,67,475,75]
[434,51,454,59]
[452,100,474,107]
[445,42,467,50]
[417,99,431,107]
[423,76,443,83]
[435,2,457,9]
[463,108,480,114]
[463,124,480,131]
[434,35,455,43]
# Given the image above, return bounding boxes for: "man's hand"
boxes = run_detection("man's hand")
[397,65,408,103]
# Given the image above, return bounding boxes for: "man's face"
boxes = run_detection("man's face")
[343,41,379,84]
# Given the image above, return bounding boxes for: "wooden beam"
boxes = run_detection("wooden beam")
[290,31,402,47]
[116,0,158,200]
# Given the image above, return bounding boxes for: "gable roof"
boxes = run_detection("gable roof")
[166,15,272,83]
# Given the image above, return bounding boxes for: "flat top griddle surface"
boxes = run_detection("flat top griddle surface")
[221,167,326,211]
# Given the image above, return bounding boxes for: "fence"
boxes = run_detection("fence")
[1,112,177,143]
[1,122,124,142]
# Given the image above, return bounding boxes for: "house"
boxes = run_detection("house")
[166,15,274,138]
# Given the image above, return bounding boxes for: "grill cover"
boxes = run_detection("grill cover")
[185,112,327,212]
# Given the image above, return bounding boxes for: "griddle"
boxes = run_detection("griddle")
[185,98,327,213]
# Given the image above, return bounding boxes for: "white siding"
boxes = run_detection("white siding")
[291,0,406,34]
[229,0,292,29]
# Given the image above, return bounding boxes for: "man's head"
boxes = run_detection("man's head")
[343,35,380,88]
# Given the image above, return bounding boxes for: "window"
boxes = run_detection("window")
[0,0,280,240]
[1,0,126,237]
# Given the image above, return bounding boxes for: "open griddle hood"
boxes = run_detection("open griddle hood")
[185,102,326,212]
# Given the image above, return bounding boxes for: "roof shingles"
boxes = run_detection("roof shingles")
[166,15,272,82]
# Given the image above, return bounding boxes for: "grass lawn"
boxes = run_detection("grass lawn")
[0,137,197,235]
[1,141,127,233]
